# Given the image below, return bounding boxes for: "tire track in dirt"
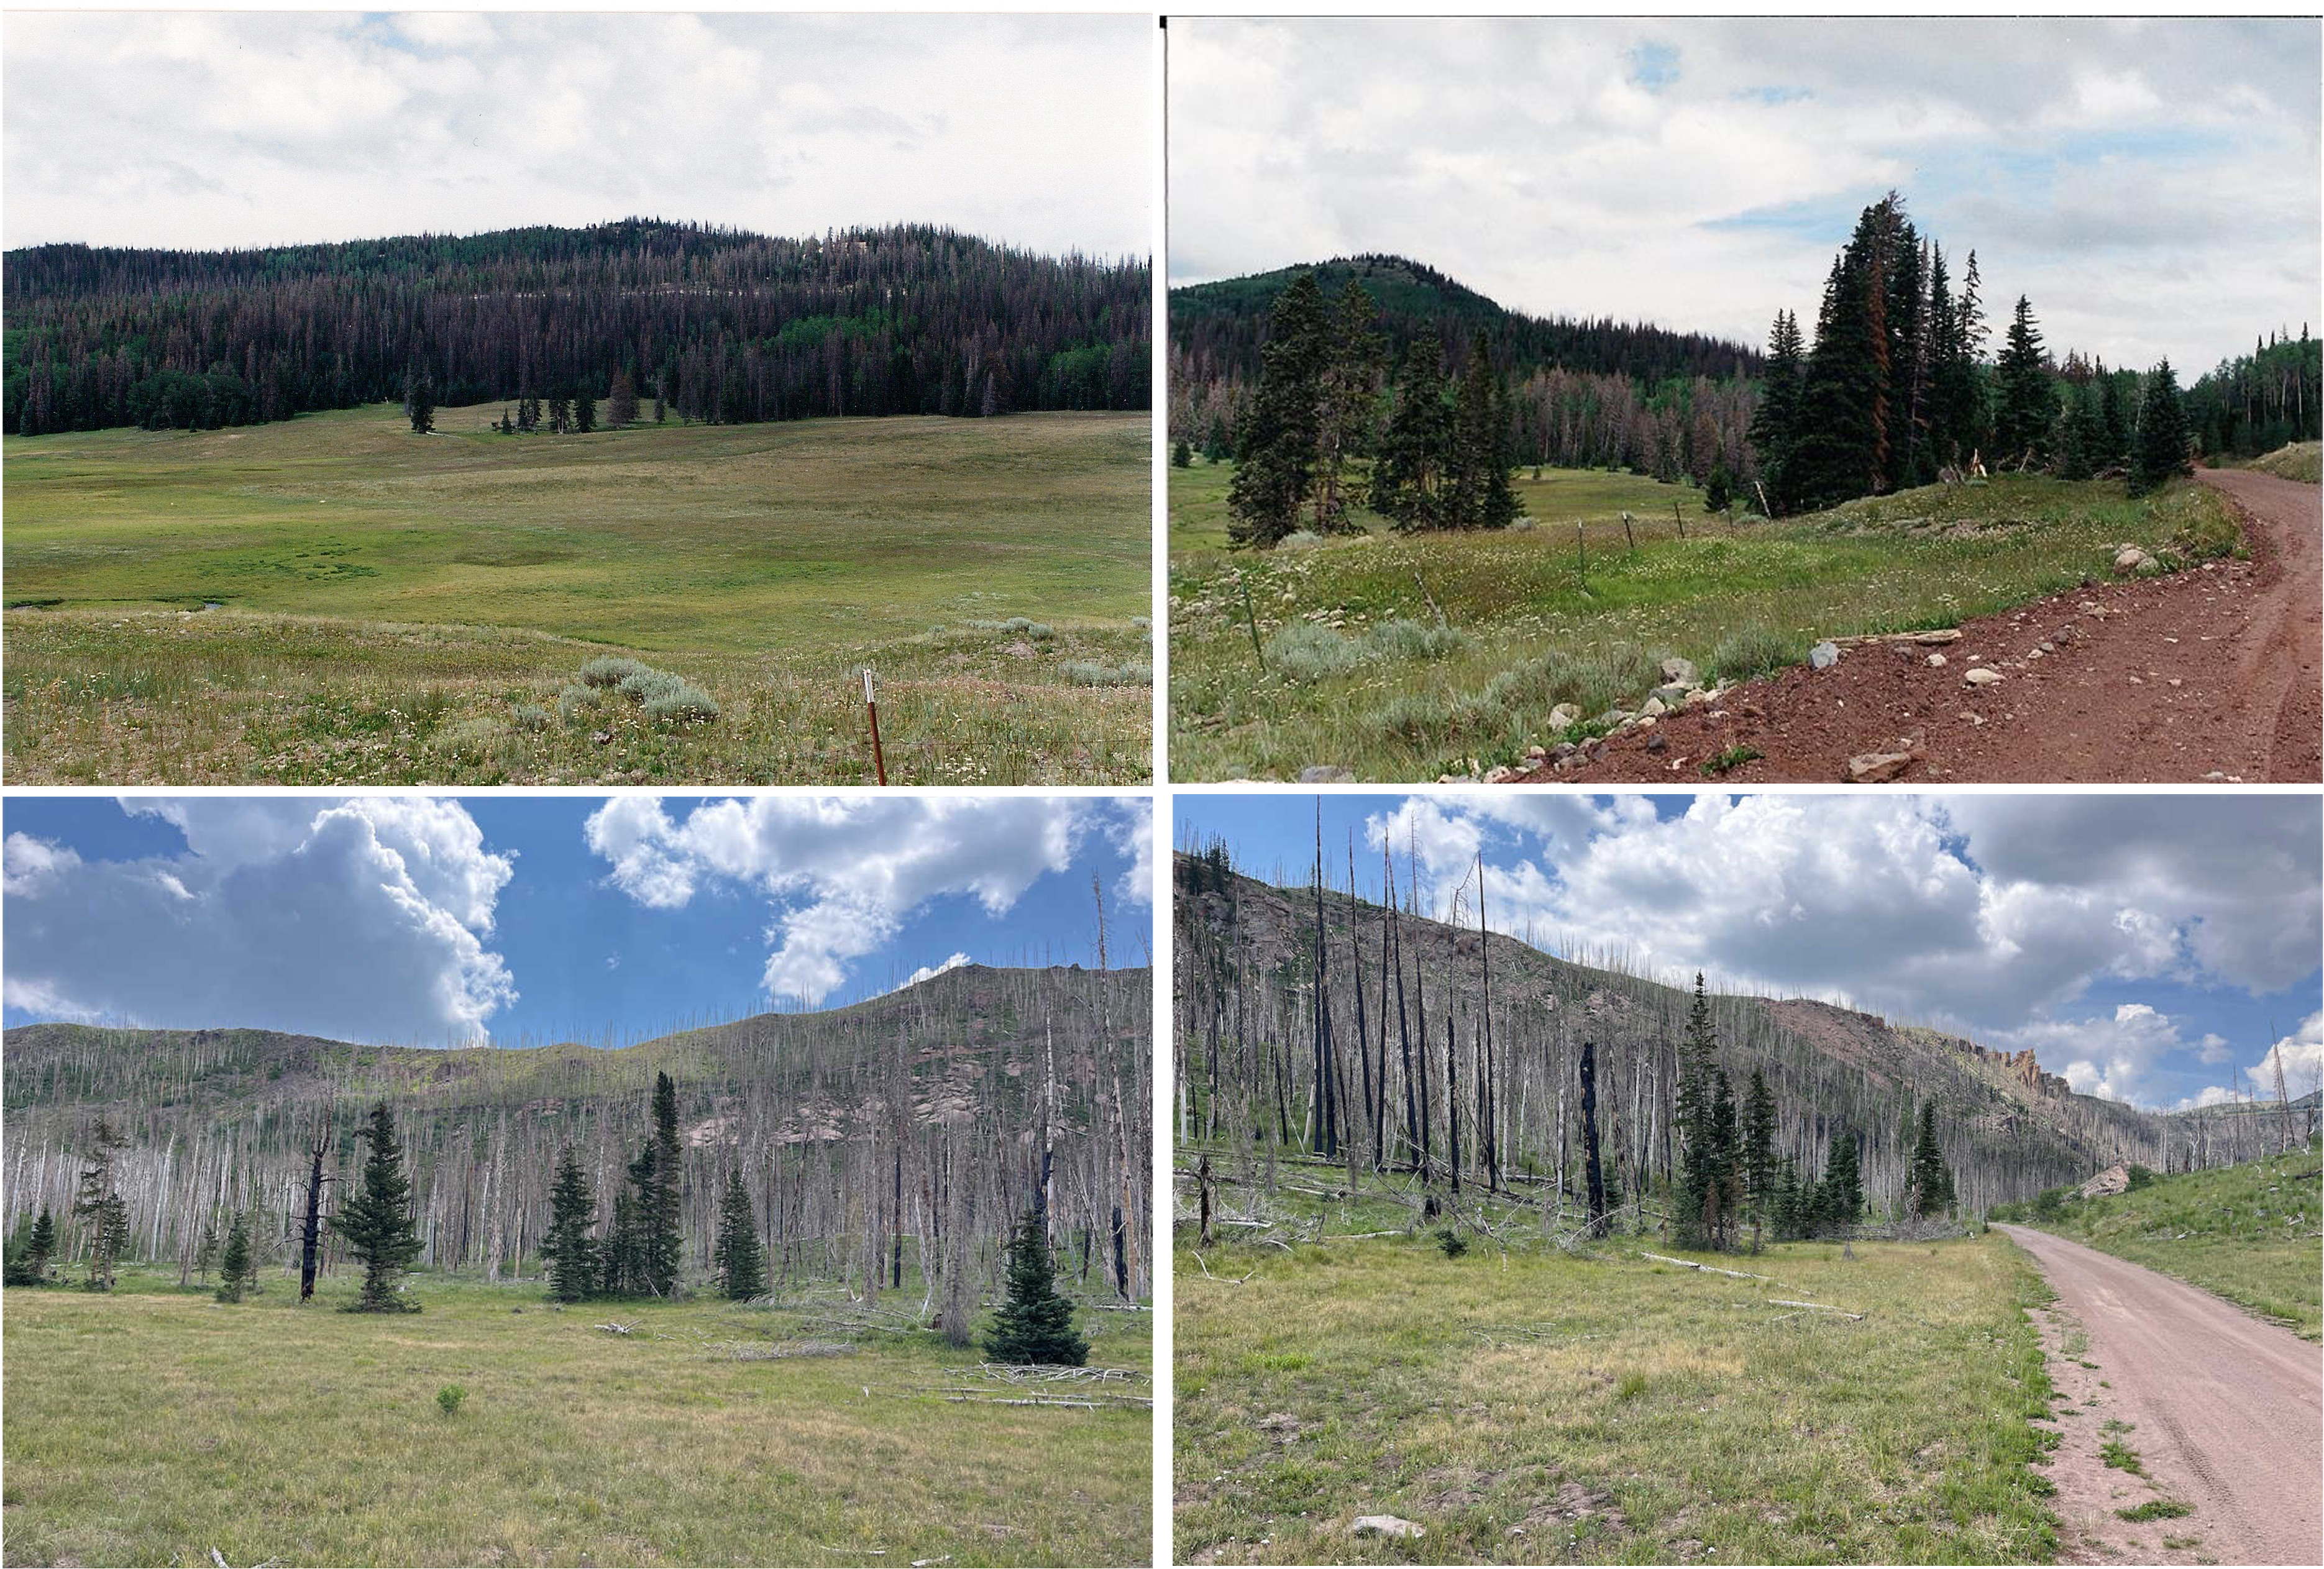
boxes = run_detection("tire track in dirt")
[1525,469,2320,784]
[1995,1224,2322,1565]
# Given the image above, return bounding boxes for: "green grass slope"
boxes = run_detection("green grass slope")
[1990,1145,2321,1338]
[3,1268,1151,1567]
[1168,462,2241,781]
[2,403,1150,784]
[1174,1187,2057,1565]
[2244,441,2321,483]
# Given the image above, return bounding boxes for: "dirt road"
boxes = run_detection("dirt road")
[1530,467,2320,784]
[1995,1224,2322,1565]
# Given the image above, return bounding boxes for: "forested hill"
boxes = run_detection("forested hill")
[1174,853,2175,1217]
[2,961,1153,1293]
[2,218,1150,436]
[1168,254,1761,474]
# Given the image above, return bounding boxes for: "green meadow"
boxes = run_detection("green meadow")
[3,404,1151,784]
[1168,459,2239,781]
[2,1267,1152,1567]
[1174,1181,2059,1565]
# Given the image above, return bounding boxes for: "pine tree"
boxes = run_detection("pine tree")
[2131,360,2192,496]
[713,1169,767,1301]
[1673,973,1722,1248]
[1704,465,1733,514]
[1172,439,1192,468]
[404,362,435,435]
[1444,331,1517,529]
[194,1213,221,1283]
[607,370,639,429]
[1992,296,2053,467]
[1226,272,1330,549]
[1371,340,1452,529]
[547,395,572,434]
[541,1146,599,1304]
[984,1207,1087,1366]
[573,390,597,434]
[71,1117,131,1291]
[1790,211,1890,510]
[2098,368,2131,469]
[332,1100,423,1312]
[1748,311,1806,513]
[645,1072,684,1296]
[214,1209,254,1303]
[602,1186,641,1296]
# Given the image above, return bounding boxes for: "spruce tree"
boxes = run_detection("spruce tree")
[2131,360,2192,496]
[1444,330,1517,529]
[71,1117,131,1291]
[1673,973,1722,1248]
[602,1186,640,1296]
[646,1072,684,1297]
[2098,368,2131,469]
[1790,209,1891,511]
[573,390,597,434]
[1172,439,1192,468]
[1226,273,1330,549]
[404,362,435,434]
[1992,296,2053,466]
[1312,280,1386,530]
[1908,1102,1954,1217]
[1741,1068,1777,1240]
[27,1205,57,1283]
[194,1213,220,1283]
[2056,382,2103,482]
[541,1146,599,1304]
[1371,339,1451,529]
[984,1207,1087,1366]
[332,1100,423,1312]
[214,1209,253,1303]
[607,370,639,429]
[1817,1127,1863,1232]
[1749,311,1806,513]
[713,1169,767,1301]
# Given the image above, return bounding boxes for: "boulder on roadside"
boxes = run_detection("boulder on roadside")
[1846,750,1914,784]
[1809,641,1841,670]
[1297,766,1355,784]
[1659,656,1700,687]
[1964,667,2005,687]
[1352,1516,1425,1541]
[2076,1164,2130,1200]
[1650,682,1692,708]
[1547,702,1581,732]
[2112,546,2153,577]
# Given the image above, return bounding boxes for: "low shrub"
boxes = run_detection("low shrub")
[578,656,653,688]
[1365,617,1465,661]
[556,684,598,723]
[436,1384,467,1417]
[1710,624,1801,683]
[510,703,551,733]
[1264,623,1364,683]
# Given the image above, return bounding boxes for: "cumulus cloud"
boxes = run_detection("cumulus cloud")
[1352,794,2320,1102]
[894,952,972,993]
[2,12,1150,258]
[1171,16,2316,372]
[3,799,516,1043]
[583,796,1140,1005]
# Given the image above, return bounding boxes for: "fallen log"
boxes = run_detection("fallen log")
[1768,1297,1864,1319]
[1639,1251,1773,1281]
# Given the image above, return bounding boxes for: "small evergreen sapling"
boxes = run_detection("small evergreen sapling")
[713,1168,767,1301]
[984,1208,1087,1366]
[541,1146,599,1304]
[215,1210,254,1303]
[332,1100,423,1312]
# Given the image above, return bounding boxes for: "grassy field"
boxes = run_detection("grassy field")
[2,1265,1152,1567]
[1990,1143,2321,1339]
[3,404,1151,784]
[1168,460,2241,781]
[1174,1178,2059,1565]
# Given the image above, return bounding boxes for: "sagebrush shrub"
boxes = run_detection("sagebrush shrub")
[1264,623,1363,682]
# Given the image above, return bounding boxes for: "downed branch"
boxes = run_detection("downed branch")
[593,1320,637,1336]
[1768,1298,1865,1319]
[1638,1251,1775,1281]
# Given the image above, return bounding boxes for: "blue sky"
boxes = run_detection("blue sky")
[2,12,1151,259]
[1170,17,2318,375]
[1176,792,2323,1113]
[3,795,1151,1050]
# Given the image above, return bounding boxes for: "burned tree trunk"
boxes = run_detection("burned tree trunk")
[298,1118,331,1301]
[1581,1038,1608,1228]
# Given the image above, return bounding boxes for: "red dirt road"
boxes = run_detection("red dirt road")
[1528,467,2321,784]
[1996,1224,2323,1565]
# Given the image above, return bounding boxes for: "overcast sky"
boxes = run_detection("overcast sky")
[1184,792,2323,1115]
[2,11,1151,258]
[2,795,1153,1048]
[1170,17,2320,375]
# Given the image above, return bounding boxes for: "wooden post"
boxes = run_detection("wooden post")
[1576,523,1588,588]
[1673,500,1685,539]
[1622,513,1637,554]
[1240,575,1268,669]
[863,668,887,786]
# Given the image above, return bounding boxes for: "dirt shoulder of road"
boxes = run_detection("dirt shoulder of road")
[1519,468,2320,785]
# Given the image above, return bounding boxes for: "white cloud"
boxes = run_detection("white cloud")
[3,799,516,1043]
[895,952,972,992]
[1169,16,2317,373]
[2,13,1150,259]
[1350,794,2320,1098]
[583,795,1136,1005]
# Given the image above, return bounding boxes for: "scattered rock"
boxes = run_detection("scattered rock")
[1352,1516,1425,1541]
[1846,749,1915,784]
[1296,766,1355,784]
[1660,656,1700,686]
[590,730,614,745]
[1927,652,1947,668]
[1483,764,1517,784]
[1004,639,1036,659]
[1645,733,1667,754]
[1964,667,2006,688]
[1650,682,1692,708]
[1596,708,1632,729]
[1809,641,1841,670]
[2077,1164,2131,1200]
[1547,702,1581,731]
[1641,697,1667,718]
[1913,629,1963,646]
